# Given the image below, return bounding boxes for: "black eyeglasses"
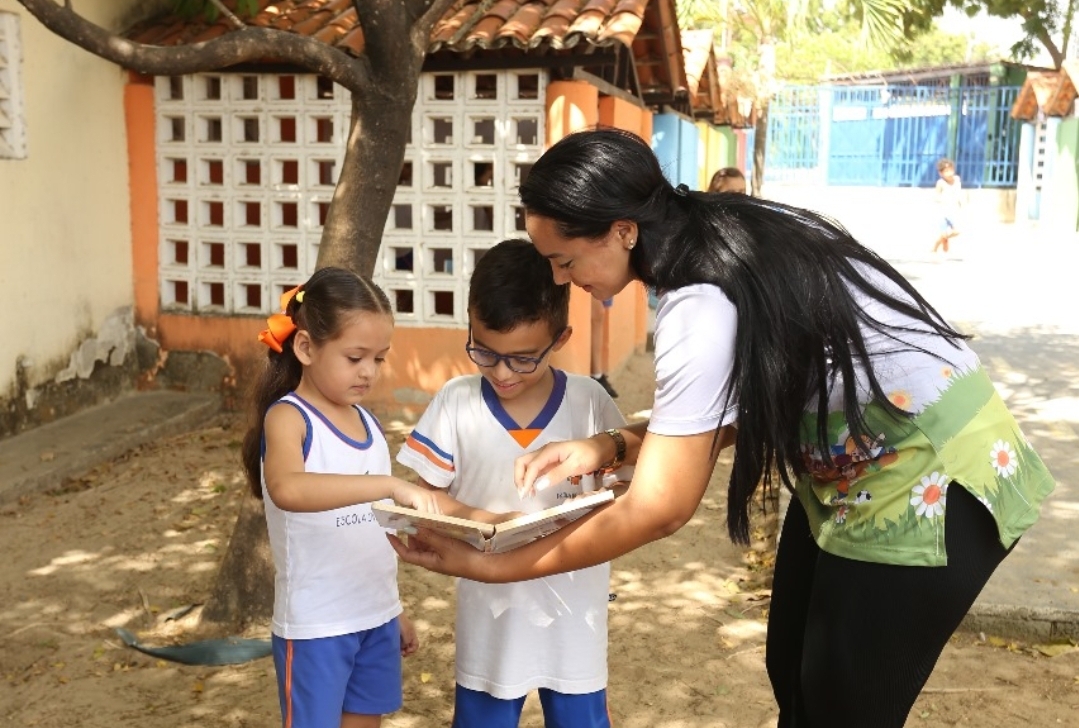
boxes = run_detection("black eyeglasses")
[465,326,565,374]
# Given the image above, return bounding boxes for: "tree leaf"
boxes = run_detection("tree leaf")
[1034,643,1077,658]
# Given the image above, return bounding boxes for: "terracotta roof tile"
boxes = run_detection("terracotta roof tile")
[430,4,475,46]
[500,3,547,47]
[126,0,649,56]
[1045,59,1079,117]
[595,8,642,47]
[121,0,704,110]
[681,28,711,98]
[1031,73,1058,110]
[338,25,365,55]
[1010,71,1057,121]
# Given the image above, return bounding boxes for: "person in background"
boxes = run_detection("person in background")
[933,157,963,255]
[708,166,747,194]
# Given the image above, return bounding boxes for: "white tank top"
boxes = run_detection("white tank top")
[262,393,401,640]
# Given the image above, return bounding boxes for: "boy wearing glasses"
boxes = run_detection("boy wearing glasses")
[397,238,628,728]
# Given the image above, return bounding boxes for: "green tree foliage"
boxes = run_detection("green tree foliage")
[680,1,998,84]
[944,0,1076,67]
[776,19,999,82]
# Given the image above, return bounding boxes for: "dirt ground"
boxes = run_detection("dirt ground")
[1,350,1077,728]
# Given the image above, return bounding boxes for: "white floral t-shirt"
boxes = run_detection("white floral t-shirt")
[797,266,1055,566]
[649,272,1055,567]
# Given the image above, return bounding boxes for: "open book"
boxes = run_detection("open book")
[373,489,615,553]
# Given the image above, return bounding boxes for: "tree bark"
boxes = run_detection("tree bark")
[316,94,415,275]
[752,100,769,197]
[751,39,775,197]
[1034,29,1063,68]
[16,0,366,88]
[200,495,274,630]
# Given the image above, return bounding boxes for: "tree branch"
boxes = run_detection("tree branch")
[352,0,454,102]
[17,0,369,91]
[1034,27,1063,67]
[208,0,245,31]
[409,0,456,29]
[1063,0,1077,61]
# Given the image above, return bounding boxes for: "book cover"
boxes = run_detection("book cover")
[373,489,615,553]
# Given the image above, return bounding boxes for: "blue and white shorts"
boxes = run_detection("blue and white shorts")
[272,618,402,727]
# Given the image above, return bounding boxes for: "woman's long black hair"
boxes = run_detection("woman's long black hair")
[240,267,391,498]
[519,127,968,544]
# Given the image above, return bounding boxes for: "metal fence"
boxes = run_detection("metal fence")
[766,84,1022,188]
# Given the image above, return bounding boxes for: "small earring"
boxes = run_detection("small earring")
[627,239,636,250]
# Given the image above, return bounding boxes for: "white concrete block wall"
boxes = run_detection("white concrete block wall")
[154,69,545,328]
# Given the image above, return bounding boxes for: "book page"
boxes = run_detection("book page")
[489,489,614,553]
[372,502,495,551]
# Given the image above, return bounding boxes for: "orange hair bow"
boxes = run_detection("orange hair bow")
[257,285,303,353]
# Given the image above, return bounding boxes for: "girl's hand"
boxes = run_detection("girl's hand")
[398,613,419,657]
[514,438,608,498]
[387,528,495,581]
[392,480,442,514]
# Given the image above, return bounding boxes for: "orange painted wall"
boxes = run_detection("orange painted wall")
[156,313,474,420]
[544,80,599,378]
[599,95,640,134]
[546,80,599,142]
[640,111,654,146]
[597,97,651,370]
[125,73,161,332]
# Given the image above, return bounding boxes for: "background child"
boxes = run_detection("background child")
[708,166,747,194]
[933,157,963,254]
[241,267,439,728]
[397,239,630,728]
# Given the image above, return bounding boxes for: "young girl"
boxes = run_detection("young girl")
[241,267,440,728]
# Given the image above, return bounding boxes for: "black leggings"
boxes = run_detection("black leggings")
[766,484,1011,728]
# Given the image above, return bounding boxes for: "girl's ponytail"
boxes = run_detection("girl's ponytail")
[242,288,305,498]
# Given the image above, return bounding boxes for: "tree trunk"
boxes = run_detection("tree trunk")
[752,100,768,197]
[316,92,417,276]
[751,36,776,198]
[200,494,274,630]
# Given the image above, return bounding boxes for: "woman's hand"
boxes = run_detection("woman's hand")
[388,528,498,581]
[514,437,609,498]
[398,613,419,657]
[391,480,442,514]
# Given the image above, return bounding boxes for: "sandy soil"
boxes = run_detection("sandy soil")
[1,350,1077,727]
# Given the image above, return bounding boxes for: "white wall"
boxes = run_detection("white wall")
[0,0,142,399]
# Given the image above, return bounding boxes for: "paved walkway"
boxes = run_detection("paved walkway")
[0,220,1075,640]
[878,224,1079,640]
[0,390,219,506]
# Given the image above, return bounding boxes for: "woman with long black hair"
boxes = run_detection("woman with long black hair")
[389,128,1055,727]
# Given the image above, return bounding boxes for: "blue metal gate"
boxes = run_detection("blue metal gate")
[766,84,1021,188]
